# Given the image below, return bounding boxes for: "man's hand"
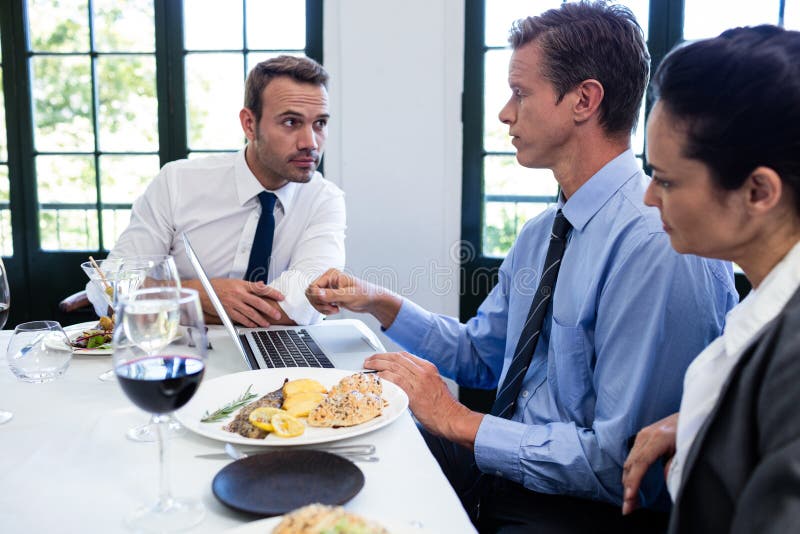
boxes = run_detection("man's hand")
[306,269,402,329]
[364,351,484,450]
[183,278,287,328]
[621,412,679,515]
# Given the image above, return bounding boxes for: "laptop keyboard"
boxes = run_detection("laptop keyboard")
[251,329,334,368]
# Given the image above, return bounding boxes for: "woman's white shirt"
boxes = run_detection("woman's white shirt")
[668,239,800,497]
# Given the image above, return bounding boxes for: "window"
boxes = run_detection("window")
[0,0,321,323]
[461,0,798,319]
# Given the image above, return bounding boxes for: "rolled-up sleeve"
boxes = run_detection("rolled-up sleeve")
[269,188,346,325]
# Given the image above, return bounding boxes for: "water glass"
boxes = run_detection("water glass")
[7,321,72,383]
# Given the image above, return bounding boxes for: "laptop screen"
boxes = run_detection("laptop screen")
[181,232,252,367]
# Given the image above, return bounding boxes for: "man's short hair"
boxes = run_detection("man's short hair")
[244,55,329,122]
[509,0,650,136]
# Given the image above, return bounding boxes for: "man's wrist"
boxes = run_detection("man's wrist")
[444,402,484,451]
[370,290,402,329]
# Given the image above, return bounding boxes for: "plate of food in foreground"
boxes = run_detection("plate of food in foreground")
[224,504,429,534]
[176,368,409,446]
[63,319,114,355]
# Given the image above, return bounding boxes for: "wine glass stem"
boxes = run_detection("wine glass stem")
[154,414,174,509]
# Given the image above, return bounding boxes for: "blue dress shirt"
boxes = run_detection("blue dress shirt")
[385,150,738,505]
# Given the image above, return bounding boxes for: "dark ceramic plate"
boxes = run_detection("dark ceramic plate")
[211,450,365,516]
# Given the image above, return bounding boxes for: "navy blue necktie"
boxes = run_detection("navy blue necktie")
[244,191,277,284]
[491,209,572,418]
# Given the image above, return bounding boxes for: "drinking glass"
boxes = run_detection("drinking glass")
[82,255,180,383]
[0,257,12,424]
[7,321,72,382]
[113,287,207,532]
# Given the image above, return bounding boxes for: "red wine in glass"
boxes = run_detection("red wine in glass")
[116,356,205,414]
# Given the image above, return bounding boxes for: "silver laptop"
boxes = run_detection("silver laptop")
[182,233,379,370]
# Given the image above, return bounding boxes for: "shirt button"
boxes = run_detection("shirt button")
[521,390,529,398]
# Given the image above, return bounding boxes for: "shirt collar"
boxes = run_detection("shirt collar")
[723,239,800,356]
[234,148,307,214]
[560,149,641,232]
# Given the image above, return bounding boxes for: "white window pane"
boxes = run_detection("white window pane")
[0,67,6,162]
[0,165,11,256]
[485,0,562,47]
[96,56,158,152]
[246,0,305,50]
[93,0,155,52]
[36,155,96,204]
[99,155,160,204]
[246,51,303,73]
[615,0,649,37]
[185,53,245,150]
[102,208,132,250]
[684,0,780,40]
[31,56,94,152]
[484,156,558,198]
[184,0,243,50]
[484,49,513,152]
[483,201,553,257]
[28,0,89,53]
[39,209,98,251]
[785,1,800,30]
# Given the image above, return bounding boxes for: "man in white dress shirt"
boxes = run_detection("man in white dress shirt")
[88,55,345,326]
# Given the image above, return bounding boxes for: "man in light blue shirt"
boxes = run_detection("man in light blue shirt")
[308,2,737,531]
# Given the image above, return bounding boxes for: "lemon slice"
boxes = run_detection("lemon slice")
[248,407,287,432]
[271,413,305,438]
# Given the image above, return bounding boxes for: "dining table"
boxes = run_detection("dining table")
[0,319,477,533]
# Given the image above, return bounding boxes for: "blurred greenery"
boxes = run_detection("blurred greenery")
[483,206,520,257]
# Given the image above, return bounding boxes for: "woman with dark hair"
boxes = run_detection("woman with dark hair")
[621,25,800,533]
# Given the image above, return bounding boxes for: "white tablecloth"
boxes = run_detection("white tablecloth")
[0,320,475,533]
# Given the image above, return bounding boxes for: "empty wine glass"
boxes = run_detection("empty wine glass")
[0,256,11,424]
[113,287,207,532]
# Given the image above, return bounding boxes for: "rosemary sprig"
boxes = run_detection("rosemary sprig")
[200,385,258,423]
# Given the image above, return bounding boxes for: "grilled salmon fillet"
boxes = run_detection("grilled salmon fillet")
[223,381,285,438]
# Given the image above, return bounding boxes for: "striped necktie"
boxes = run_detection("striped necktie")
[490,209,572,418]
[244,191,277,284]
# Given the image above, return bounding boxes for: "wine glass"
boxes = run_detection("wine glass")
[82,255,180,383]
[0,257,12,424]
[113,287,206,532]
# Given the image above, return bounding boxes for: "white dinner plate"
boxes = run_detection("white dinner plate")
[224,515,429,534]
[63,321,112,355]
[176,368,408,447]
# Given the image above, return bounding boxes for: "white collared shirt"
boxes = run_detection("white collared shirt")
[87,149,346,325]
[668,239,800,498]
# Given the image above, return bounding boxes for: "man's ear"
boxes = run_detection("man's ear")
[573,79,604,124]
[239,107,257,142]
[744,166,783,215]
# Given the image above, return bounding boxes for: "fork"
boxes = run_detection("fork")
[224,442,379,462]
